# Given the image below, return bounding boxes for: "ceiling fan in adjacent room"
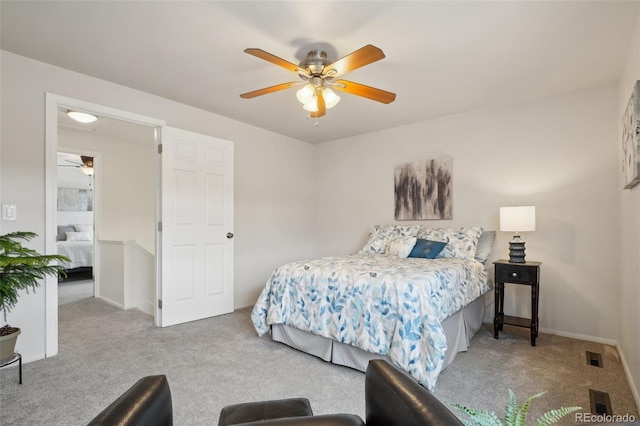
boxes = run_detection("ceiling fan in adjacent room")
[60,155,94,176]
[240,44,396,119]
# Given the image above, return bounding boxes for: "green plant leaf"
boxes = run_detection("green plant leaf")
[0,232,70,320]
[535,406,581,425]
[453,404,503,426]
[504,389,517,425]
[514,391,547,425]
[457,390,580,426]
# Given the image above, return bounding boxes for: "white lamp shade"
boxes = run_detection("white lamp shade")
[322,88,340,108]
[303,98,318,112]
[296,84,315,104]
[500,206,536,232]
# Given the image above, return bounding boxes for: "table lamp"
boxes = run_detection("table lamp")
[499,206,536,263]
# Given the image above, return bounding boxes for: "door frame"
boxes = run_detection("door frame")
[56,146,101,298]
[45,93,165,357]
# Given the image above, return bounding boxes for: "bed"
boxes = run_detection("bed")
[251,225,495,390]
[56,224,93,276]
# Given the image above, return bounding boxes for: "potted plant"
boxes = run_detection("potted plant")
[0,231,69,362]
[453,389,581,425]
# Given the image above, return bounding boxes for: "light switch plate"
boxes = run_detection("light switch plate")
[2,204,17,221]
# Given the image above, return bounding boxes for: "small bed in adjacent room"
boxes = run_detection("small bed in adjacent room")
[56,224,94,279]
[251,225,495,390]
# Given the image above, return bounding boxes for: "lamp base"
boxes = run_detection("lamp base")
[508,235,526,263]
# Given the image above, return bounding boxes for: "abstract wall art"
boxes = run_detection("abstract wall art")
[622,80,640,189]
[58,188,93,211]
[394,157,452,220]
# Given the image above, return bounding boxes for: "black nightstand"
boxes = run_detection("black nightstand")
[493,259,541,346]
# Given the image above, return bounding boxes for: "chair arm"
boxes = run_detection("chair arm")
[87,375,173,426]
[365,360,463,426]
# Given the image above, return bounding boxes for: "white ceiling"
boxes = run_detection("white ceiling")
[2,1,639,144]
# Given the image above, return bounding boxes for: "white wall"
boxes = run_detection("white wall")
[0,51,315,361]
[59,127,156,254]
[98,240,154,316]
[314,85,620,344]
[617,8,640,407]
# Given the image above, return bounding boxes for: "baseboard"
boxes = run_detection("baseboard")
[125,301,154,316]
[617,342,640,411]
[483,297,617,346]
[97,296,125,310]
[18,353,44,364]
[480,319,618,346]
[538,327,617,346]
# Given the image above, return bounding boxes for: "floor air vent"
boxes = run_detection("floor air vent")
[586,351,603,368]
[589,389,612,415]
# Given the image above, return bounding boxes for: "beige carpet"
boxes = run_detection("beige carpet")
[0,296,637,425]
[58,279,94,306]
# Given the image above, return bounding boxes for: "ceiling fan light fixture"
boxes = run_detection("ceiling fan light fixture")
[80,166,94,176]
[299,87,340,112]
[302,98,318,112]
[322,88,340,109]
[67,110,98,124]
[296,83,315,105]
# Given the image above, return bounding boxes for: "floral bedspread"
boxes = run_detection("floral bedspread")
[251,253,490,390]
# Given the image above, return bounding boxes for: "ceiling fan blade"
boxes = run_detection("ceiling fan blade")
[332,80,396,104]
[81,156,94,168]
[240,82,299,99]
[323,45,385,79]
[310,88,326,118]
[244,48,307,74]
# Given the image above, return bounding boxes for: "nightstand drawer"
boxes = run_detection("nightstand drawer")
[498,266,533,283]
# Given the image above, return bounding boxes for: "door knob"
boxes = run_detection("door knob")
[226,232,234,239]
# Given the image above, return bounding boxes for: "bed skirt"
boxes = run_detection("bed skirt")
[271,295,485,374]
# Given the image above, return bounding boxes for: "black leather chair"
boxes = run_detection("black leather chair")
[87,360,463,425]
[87,375,172,426]
[218,359,463,425]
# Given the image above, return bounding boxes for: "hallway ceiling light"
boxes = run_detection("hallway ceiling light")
[67,110,98,124]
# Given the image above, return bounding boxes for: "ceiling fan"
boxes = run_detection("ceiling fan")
[240,44,396,118]
[60,155,94,175]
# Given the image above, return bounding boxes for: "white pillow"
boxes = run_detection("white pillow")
[359,225,423,254]
[73,224,92,233]
[475,231,496,263]
[65,231,92,241]
[386,236,417,258]
[418,227,483,261]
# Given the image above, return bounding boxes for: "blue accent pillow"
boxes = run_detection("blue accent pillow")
[408,239,447,259]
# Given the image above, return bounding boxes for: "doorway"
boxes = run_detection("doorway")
[56,149,97,305]
[45,95,165,357]
[45,94,236,358]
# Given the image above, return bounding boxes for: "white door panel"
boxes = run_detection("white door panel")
[160,127,233,327]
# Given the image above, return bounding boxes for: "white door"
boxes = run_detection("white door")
[159,127,234,327]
